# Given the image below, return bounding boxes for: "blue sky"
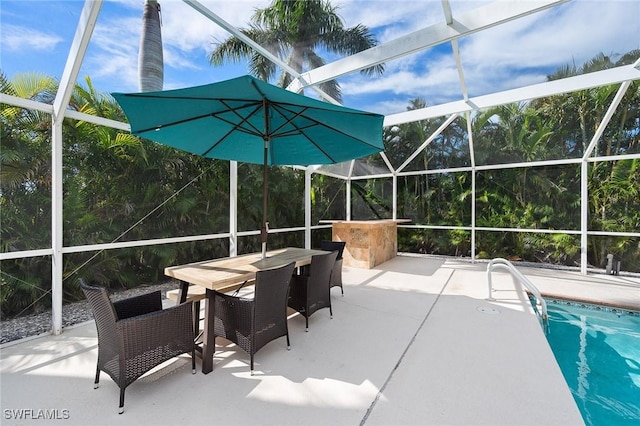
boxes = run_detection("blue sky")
[1,0,639,116]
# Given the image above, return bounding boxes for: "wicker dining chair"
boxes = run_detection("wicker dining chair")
[213,262,296,375]
[288,251,338,331]
[320,240,346,295]
[81,281,195,414]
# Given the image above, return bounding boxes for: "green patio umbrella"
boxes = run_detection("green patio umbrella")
[113,75,384,258]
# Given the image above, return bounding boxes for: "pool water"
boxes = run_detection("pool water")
[545,300,640,426]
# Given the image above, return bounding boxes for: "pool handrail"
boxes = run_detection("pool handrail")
[486,258,548,324]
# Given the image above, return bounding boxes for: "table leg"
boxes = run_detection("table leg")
[201,288,215,374]
[177,281,189,303]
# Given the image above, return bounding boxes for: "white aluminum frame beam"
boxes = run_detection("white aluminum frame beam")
[385,65,640,126]
[0,93,53,114]
[305,169,312,248]
[465,111,476,261]
[287,0,567,93]
[579,79,633,274]
[52,0,101,124]
[50,0,102,335]
[229,161,238,257]
[397,113,459,173]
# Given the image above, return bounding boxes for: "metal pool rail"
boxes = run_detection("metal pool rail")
[486,258,548,327]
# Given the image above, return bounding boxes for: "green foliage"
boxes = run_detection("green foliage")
[0,73,226,317]
[2,49,640,318]
[311,174,346,223]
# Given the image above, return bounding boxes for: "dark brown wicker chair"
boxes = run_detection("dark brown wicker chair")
[320,240,346,295]
[213,262,296,375]
[288,251,338,331]
[81,282,195,414]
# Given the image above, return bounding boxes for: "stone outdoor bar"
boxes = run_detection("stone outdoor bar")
[324,220,410,269]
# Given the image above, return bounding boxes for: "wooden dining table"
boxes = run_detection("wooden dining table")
[164,247,327,374]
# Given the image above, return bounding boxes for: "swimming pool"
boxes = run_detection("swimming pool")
[545,299,640,426]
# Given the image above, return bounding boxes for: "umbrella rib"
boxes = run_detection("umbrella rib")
[266,104,335,162]
[200,102,265,157]
[206,107,264,137]
[274,103,383,150]
[218,99,265,136]
[268,104,313,137]
[133,103,262,136]
[298,129,337,163]
[125,92,264,133]
[135,112,220,133]
[273,100,382,121]
[123,93,265,106]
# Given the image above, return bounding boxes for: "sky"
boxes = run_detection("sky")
[1,0,639,116]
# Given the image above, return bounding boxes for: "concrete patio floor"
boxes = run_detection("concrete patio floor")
[2,255,639,425]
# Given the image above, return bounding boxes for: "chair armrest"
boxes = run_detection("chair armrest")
[117,301,194,358]
[113,290,163,320]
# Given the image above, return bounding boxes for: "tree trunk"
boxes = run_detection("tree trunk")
[138,0,163,92]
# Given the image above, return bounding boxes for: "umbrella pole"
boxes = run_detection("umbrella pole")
[261,99,270,259]
[261,138,268,259]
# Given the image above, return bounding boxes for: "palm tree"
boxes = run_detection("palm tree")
[138,0,163,91]
[209,0,383,102]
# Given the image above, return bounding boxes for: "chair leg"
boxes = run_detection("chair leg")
[329,304,333,319]
[193,301,201,336]
[340,284,344,296]
[250,355,254,376]
[94,366,100,389]
[305,315,309,332]
[286,331,291,350]
[191,305,197,373]
[119,388,125,414]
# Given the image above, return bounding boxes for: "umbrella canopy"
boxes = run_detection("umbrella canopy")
[113,75,384,257]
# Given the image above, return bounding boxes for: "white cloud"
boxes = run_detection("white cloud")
[340,0,639,71]
[368,98,418,115]
[339,0,443,42]
[159,0,271,52]
[0,24,63,52]
[454,0,640,96]
[88,53,139,92]
[343,57,457,97]
[78,15,140,91]
[340,49,462,113]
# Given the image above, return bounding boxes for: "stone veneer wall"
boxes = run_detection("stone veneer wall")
[332,220,398,269]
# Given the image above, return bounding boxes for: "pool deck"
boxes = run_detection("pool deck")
[1,255,638,425]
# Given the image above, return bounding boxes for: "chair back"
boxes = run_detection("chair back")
[307,251,338,305]
[320,240,346,259]
[81,281,120,358]
[253,262,296,327]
